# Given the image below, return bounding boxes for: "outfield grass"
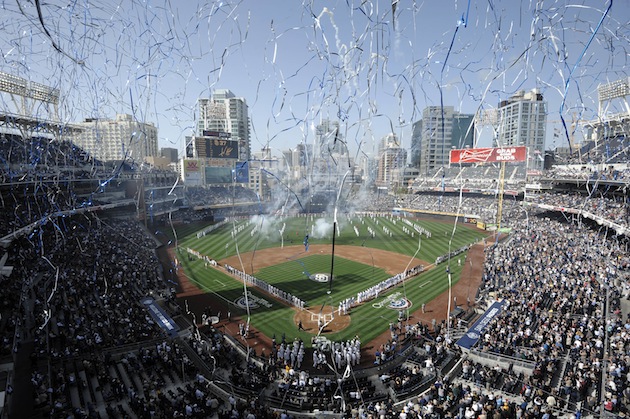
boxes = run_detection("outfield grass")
[180,214,485,263]
[176,214,486,346]
[324,259,470,343]
[154,221,214,244]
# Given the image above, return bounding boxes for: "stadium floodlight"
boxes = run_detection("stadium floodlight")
[0,71,59,104]
[598,77,630,101]
[0,72,28,96]
[29,80,60,104]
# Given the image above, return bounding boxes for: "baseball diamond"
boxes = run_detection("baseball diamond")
[174,213,490,358]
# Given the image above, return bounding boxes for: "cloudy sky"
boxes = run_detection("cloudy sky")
[1,0,628,160]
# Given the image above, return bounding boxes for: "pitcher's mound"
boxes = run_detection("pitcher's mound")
[294,306,351,333]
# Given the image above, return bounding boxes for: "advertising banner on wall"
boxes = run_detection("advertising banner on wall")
[182,159,203,186]
[450,146,527,164]
[234,161,249,183]
[456,300,506,350]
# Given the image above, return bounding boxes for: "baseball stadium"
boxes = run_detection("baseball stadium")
[1,2,630,419]
[1,155,629,419]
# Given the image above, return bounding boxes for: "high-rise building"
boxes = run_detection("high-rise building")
[410,120,422,169]
[71,114,158,162]
[416,106,474,175]
[379,133,401,152]
[252,147,272,160]
[282,149,294,168]
[360,154,377,186]
[376,133,407,188]
[310,119,349,187]
[160,147,178,163]
[292,143,312,180]
[315,119,345,158]
[197,89,250,161]
[495,89,546,171]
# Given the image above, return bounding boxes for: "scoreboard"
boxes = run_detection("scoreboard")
[194,136,239,159]
[206,138,238,159]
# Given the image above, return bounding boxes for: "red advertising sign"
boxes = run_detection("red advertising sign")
[185,160,199,172]
[450,146,527,163]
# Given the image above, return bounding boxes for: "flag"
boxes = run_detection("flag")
[342,363,351,380]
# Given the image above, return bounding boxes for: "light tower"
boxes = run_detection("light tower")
[582,77,630,163]
[0,72,80,139]
[597,77,630,116]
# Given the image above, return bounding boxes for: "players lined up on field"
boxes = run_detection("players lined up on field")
[266,335,361,373]
[184,247,218,267]
[355,268,419,305]
[401,217,432,238]
[312,338,362,370]
[332,265,427,317]
[434,244,471,265]
[346,213,433,240]
[224,264,306,310]
[270,338,305,369]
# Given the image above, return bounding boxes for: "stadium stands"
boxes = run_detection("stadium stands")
[2,197,627,418]
[1,137,629,418]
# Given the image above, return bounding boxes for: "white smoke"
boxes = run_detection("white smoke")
[249,214,280,240]
[312,218,334,239]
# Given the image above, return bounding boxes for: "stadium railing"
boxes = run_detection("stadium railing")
[467,348,536,374]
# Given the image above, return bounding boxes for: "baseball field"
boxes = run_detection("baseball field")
[174,213,488,346]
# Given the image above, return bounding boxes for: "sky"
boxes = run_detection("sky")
[0,0,628,161]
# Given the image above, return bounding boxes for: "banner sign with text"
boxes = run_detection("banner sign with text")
[141,297,180,337]
[456,300,506,349]
[450,147,527,164]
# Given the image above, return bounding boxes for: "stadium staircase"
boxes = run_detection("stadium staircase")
[550,352,569,390]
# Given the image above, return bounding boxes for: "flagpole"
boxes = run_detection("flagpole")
[328,221,337,294]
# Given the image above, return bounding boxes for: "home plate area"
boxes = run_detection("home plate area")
[310,312,334,323]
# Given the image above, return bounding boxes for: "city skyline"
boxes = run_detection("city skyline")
[0,1,628,165]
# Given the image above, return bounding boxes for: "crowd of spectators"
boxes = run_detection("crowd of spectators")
[411,164,528,192]
[149,208,216,226]
[0,186,90,238]
[0,135,93,182]
[360,191,397,213]
[4,157,630,418]
[527,192,629,229]
[395,193,524,227]
[410,164,630,194]
[332,206,627,419]
[397,194,485,216]
[474,212,630,416]
[186,186,259,208]
[544,166,630,182]
[0,209,286,418]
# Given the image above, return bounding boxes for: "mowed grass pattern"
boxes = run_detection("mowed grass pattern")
[176,215,487,346]
[181,214,484,263]
[254,255,391,307]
